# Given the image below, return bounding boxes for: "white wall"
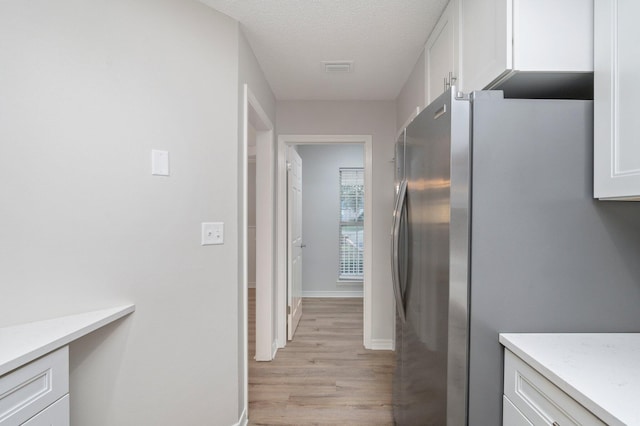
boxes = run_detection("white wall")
[0,0,245,424]
[396,49,427,133]
[297,144,364,297]
[277,101,396,345]
[238,32,276,123]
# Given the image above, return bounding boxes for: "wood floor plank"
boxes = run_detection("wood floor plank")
[248,289,395,425]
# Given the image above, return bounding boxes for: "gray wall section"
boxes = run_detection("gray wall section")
[297,144,364,296]
[468,98,640,425]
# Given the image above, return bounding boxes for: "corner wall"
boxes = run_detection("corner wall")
[396,50,427,133]
[0,0,242,424]
[238,27,277,420]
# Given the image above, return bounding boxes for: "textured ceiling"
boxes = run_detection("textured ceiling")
[198,0,448,101]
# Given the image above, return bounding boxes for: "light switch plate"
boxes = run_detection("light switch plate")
[151,150,169,176]
[202,222,224,245]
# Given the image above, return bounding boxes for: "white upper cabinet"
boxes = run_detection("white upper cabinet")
[594,0,640,200]
[459,0,593,95]
[459,0,509,93]
[425,0,459,105]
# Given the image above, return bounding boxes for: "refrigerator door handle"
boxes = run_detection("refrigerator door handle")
[391,179,408,323]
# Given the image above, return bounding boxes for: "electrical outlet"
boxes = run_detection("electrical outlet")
[202,222,224,245]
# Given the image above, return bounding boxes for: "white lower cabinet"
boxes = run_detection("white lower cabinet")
[502,349,605,425]
[0,347,69,426]
[503,395,532,426]
[22,396,68,426]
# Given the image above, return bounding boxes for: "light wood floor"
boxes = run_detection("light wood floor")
[248,289,395,425]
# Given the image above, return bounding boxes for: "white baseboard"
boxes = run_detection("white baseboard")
[369,338,394,351]
[271,340,278,359]
[232,408,248,426]
[302,290,363,298]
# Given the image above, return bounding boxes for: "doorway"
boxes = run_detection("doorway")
[295,144,366,297]
[241,83,276,424]
[282,143,366,341]
[242,85,276,362]
[277,135,373,348]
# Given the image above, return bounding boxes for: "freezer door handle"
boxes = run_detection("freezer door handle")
[391,179,408,323]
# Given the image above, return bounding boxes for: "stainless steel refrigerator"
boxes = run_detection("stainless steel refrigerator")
[391,88,640,425]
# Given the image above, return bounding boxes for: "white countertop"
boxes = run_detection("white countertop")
[0,305,135,376]
[500,333,640,426]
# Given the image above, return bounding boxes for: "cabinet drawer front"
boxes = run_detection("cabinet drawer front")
[504,350,604,426]
[0,347,69,426]
[503,395,533,426]
[22,395,68,426]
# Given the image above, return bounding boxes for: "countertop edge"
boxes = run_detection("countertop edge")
[0,304,135,377]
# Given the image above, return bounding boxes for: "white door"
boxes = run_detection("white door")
[287,146,303,340]
[287,146,304,340]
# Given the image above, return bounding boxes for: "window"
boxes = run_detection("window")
[339,168,364,281]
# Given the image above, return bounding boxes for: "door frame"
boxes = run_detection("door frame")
[243,84,276,365]
[241,84,276,425]
[276,134,374,348]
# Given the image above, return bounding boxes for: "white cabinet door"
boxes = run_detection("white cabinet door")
[460,0,593,93]
[594,0,640,200]
[460,0,511,92]
[22,395,69,426]
[503,350,606,426]
[0,347,68,426]
[513,0,593,73]
[425,0,459,105]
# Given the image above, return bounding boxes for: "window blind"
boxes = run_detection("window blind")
[339,168,364,280]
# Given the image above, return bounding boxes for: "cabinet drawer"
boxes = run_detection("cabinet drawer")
[0,347,69,426]
[22,395,68,426]
[504,350,604,425]
[503,395,533,426]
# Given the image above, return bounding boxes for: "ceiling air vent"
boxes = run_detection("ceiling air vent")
[323,61,353,73]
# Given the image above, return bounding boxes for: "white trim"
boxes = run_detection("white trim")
[277,134,374,349]
[369,339,394,351]
[241,86,249,426]
[254,116,275,362]
[302,291,364,298]
[232,408,248,426]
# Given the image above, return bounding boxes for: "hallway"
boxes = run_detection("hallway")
[248,290,395,425]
